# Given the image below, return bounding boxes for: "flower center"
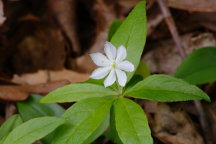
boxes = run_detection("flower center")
[111,62,117,69]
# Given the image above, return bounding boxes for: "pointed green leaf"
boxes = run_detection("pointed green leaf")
[108,19,122,41]
[17,94,65,144]
[124,75,143,98]
[111,1,147,82]
[0,137,6,144]
[135,61,151,79]
[113,98,153,144]
[52,97,114,144]
[83,114,110,144]
[17,94,64,121]
[175,47,216,85]
[105,106,123,144]
[3,116,64,144]
[85,78,104,86]
[125,74,210,102]
[85,79,118,91]
[0,115,22,140]
[41,83,117,103]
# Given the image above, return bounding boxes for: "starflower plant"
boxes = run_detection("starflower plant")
[90,42,134,87]
[0,1,211,144]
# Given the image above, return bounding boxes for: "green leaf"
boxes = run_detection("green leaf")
[111,1,147,82]
[85,78,104,86]
[108,20,122,41]
[17,94,65,144]
[125,74,210,102]
[3,116,64,144]
[105,106,123,144]
[83,114,110,144]
[135,61,151,79]
[175,47,216,85]
[52,97,114,144]
[41,83,117,103]
[104,128,123,144]
[113,98,153,144]
[0,115,22,140]
[85,79,118,91]
[17,94,65,121]
[125,75,143,91]
[0,137,6,144]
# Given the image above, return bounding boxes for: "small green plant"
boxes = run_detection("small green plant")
[175,46,216,85]
[0,1,211,144]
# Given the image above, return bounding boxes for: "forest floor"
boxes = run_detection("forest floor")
[0,0,216,144]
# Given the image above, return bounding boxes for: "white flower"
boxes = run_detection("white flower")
[90,41,134,87]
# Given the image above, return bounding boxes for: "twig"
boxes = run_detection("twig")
[5,102,16,119]
[157,0,213,144]
[194,100,212,144]
[157,0,185,58]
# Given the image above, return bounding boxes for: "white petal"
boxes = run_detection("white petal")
[117,61,134,72]
[104,69,116,87]
[104,42,116,61]
[90,67,110,79]
[116,45,127,63]
[115,69,127,87]
[90,53,111,66]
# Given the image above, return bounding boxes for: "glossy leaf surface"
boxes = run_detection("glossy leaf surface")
[126,75,210,102]
[175,47,216,84]
[113,98,153,144]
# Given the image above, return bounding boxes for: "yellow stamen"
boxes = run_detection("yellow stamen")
[111,62,116,69]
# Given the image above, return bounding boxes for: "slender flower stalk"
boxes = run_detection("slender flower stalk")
[90,42,134,87]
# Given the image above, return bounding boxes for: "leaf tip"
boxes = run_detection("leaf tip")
[204,96,211,103]
[39,97,48,103]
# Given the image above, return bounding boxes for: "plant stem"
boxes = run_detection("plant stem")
[116,82,124,96]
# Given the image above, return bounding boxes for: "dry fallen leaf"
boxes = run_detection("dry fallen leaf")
[153,103,204,144]
[167,0,216,12]
[12,69,89,85]
[143,32,216,74]
[0,0,6,25]
[88,0,116,53]
[75,54,97,73]
[117,0,141,8]
[49,69,89,83]
[0,86,28,101]
[206,102,216,143]
[48,0,80,53]
[0,80,70,101]
[6,69,89,101]
[10,20,66,74]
